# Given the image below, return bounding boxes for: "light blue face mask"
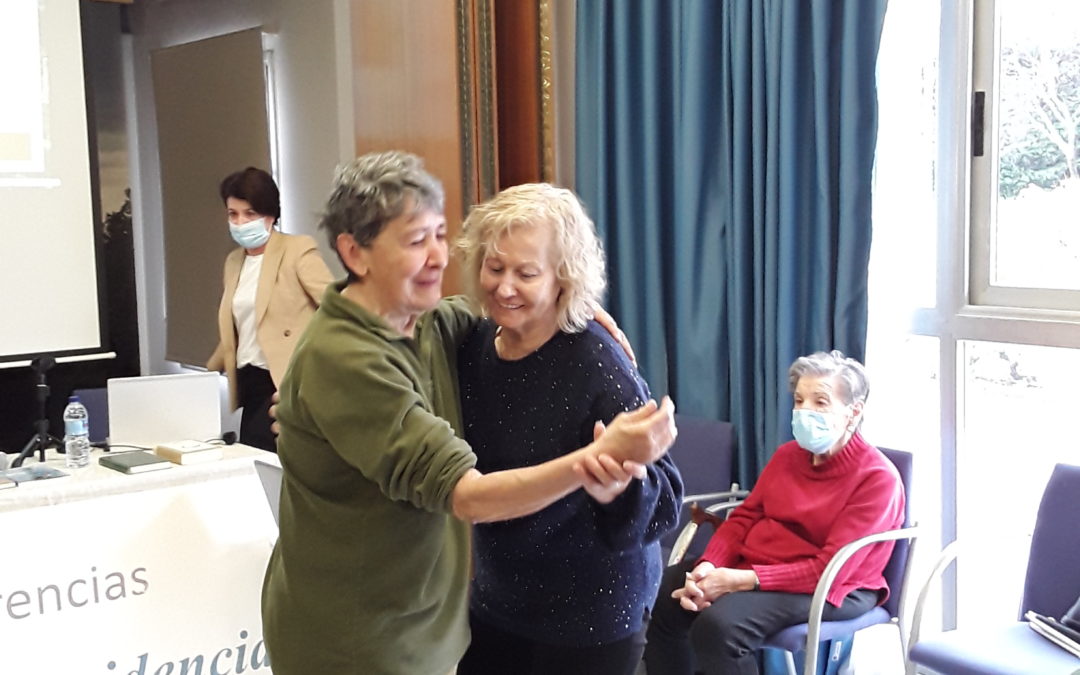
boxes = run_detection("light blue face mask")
[229,217,271,249]
[791,408,843,455]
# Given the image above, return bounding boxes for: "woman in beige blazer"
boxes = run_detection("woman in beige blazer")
[207,167,334,451]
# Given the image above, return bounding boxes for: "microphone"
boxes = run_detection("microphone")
[31,356,56,374]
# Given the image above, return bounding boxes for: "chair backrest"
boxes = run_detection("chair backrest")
[1020,462,1080,619]
[72,387,109,443]
[877,447,913,618]
[253,460,282,526]
[661,414,736,553]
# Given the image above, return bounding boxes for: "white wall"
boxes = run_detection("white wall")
[126,0,352,377]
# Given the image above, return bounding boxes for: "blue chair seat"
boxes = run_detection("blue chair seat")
[909,622,1079,675]
[765,606,890,652]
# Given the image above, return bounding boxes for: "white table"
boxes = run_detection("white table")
[0,445,279,674]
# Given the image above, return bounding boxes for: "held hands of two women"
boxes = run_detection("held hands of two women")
[574,423,649,503]
[573,396,677,502]
[594,397,677,466]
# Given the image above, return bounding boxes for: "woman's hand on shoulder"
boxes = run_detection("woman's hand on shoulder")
[592,306,636,366]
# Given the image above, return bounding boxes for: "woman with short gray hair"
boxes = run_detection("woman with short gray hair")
[321,150,445,253]
[788,349,870,413]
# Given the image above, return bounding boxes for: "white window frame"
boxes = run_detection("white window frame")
[968,0,1080,312]
[876,0,1080,631]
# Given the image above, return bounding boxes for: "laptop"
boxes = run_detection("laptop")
[106,372,222,449]
[253,460,282,526]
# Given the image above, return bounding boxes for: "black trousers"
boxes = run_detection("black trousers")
[458,610,647,675]
[644,560,879,675]
[237,365,277,452]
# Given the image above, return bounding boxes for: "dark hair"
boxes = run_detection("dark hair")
[219,167,281,223]
[320,151,444,279]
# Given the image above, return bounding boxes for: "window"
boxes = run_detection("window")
[870,0,1080,632]
[970,0,1080,308]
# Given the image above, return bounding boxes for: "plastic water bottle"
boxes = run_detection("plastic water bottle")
[63,395,91,468]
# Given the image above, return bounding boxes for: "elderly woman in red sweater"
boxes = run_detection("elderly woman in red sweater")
[644,350,904,675]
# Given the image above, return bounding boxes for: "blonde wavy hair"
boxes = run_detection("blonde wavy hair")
[456,183,606,333]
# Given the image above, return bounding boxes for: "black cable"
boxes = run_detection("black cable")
[92,432,235,452]
[201,431,238,446]
[92,443,152,452]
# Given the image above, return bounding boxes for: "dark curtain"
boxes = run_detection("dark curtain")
[575,0,888,483]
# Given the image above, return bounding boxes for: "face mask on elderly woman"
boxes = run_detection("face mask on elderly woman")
[791,408,846,455]
[230,217,272,249]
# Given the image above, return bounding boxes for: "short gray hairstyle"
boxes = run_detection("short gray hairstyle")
[788,350,869,406]
[455,183,606,333]
[320,151,444,275]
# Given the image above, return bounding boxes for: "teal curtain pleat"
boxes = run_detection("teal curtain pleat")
[576,0,887,482]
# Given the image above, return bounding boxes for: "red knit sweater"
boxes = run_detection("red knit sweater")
[699,433,904,607]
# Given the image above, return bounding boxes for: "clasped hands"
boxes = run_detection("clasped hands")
[573,396,677,504]
[671,561,758,612]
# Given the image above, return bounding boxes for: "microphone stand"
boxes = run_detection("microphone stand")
[11,357,64,468]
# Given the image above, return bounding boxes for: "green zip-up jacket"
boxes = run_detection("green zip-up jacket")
[262,282,477,675]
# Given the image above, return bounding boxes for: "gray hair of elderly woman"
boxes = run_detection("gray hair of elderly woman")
[455,183,606,334]
[320,151,445,278]
[788,350,870,407]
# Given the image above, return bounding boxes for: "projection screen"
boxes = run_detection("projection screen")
[0,0,104,362]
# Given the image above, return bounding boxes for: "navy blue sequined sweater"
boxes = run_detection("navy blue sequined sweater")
[458,319,684,647]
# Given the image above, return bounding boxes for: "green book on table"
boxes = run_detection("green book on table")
[99,451,172,474]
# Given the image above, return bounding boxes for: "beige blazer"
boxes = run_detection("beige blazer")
[207,230,334,410]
